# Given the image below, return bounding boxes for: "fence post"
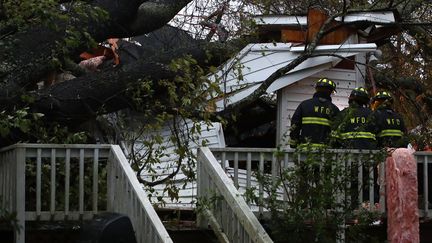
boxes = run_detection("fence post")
[336,152,345,243]
[196,148,208,229]
[15,147,26,243]
[106,147,116,211]
[379,158,386,214]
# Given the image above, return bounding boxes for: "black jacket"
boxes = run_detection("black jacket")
[334,103,376,149]
[371,107,408,148]
[289,92,340,148]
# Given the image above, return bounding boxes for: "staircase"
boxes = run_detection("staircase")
[1,145,297,243]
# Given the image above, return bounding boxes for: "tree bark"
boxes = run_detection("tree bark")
[29,39,236,123]
[0,0,193,106]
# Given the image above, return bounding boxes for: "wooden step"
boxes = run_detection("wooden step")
[157,209,219,243]
[168,229,218,243]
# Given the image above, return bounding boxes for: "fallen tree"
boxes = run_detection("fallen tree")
[2,0,432,190]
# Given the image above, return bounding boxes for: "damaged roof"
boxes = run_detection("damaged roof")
[209,9,398,111]
[210,42,377,110]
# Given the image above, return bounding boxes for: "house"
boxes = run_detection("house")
[210,7,398,147]
[128,8,400,208]
[3,8,428,243]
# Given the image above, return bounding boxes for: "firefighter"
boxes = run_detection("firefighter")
[289,78,340,149]
[334,87,376,149]
[371,91,408,148]
[334,87,377,207]
[289,78,339,208]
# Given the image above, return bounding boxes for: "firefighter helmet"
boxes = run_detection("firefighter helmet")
[349,87,369,104]
[315,78,336,92]
[372,91,393,110]
[373,91,393,101]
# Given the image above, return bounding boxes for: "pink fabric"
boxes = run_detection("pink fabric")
[386,148,419,243]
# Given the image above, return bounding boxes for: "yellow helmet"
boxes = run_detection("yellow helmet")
[315,78,336,92]
[349,87,369,105]
[371,91,393,110]
[373,91,393,101]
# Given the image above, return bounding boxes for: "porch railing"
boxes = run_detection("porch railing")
[197,147,273,243]
[198,147,432,242]
[208,147,388,214]
[0,143,173,243]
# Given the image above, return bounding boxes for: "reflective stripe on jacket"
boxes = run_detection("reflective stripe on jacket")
[302,117,331,126]
[340,131,376,140]
[298,143,328,150]
[377,129,403,137]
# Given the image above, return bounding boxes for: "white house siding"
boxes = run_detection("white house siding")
[277,68,361,146]
[133,121,226,209]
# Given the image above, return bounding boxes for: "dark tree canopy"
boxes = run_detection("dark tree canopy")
[0,0,245,145]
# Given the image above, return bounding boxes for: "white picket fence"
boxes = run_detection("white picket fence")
[0,144,173,243]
